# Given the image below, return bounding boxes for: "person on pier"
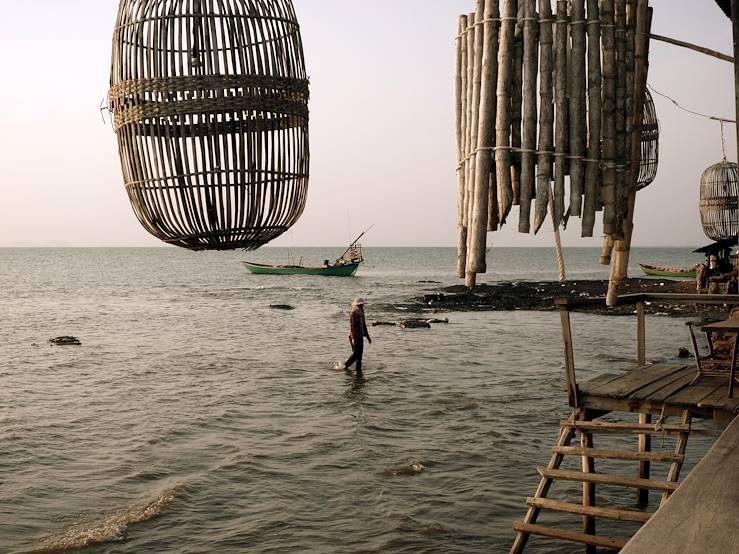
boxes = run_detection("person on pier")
[341,297,372,374]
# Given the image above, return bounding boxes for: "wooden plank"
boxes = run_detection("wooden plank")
[537,468,679,491]
[553,446,683,463]
[586,364,687,398]
[513,522,627,549]
[579,372,629,392]
[698,385,739,412]
[622,414,739,553]
[527,497,653,523]
[628,366,695,400]
[561,421,690,435]
[664,379,725,407]
[643,372,697,403]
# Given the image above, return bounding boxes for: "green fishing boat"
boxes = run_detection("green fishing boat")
[242,230,368,277]
[639,263,697,279]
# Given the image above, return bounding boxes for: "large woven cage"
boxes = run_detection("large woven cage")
[637,89,659,191]
[109,0,309,251]
[700,160,739,241]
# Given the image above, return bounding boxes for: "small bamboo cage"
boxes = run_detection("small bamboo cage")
[637,88,659,190]
[108,0,309,251]
[700,160,739,241]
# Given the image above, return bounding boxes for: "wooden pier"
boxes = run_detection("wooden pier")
[511,293,739,553]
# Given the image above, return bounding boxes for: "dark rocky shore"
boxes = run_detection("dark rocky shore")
[405,278,725,318]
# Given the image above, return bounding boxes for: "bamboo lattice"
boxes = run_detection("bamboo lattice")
[109,0,309,251]
[700,160,739,241]
[637,88,659,190]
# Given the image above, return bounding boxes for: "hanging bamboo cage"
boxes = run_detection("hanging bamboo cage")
[108,0,309,251]
[700,160,739,241]
[637,88,659,190]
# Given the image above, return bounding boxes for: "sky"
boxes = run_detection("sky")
[0,0,735,248]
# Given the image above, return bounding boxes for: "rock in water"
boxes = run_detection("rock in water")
[269,304,295,310]
[677,347,691,358]
[400,320,431,329]
[371,321,397,327]
[49,336,81,346]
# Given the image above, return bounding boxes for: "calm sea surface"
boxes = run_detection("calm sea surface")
[0,247,721,553]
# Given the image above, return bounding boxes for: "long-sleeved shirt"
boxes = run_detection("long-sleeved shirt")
[349,306,370,344]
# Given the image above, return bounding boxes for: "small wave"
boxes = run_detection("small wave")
[24,487,177,554]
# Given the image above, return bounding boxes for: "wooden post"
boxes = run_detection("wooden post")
[467,0,500,287]
[456,15,469,279]
[519,0,539,233]
[511,3,525,206]
[637,300,646,365]
[637,412,652,507]
[534,0,554,233]
[601,0,617,237]
[581,410,596,553]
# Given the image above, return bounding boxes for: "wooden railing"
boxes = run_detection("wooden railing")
[556,293,739,408]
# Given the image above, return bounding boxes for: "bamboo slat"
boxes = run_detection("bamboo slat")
[582,0,602,236]
[600,0,617,236]
[467,0,501,283]
[569,0,587,219]
[614,0,628,236]
[109,0,309,251]
[511,3,525,206]
[464,12,477,269]
[496,0,517,224]
[456,15,469,278]
[534,0,554,233]
[552,0,569,228]
[519,0,539,233]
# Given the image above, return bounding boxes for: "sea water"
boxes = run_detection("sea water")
[0,247,719,553]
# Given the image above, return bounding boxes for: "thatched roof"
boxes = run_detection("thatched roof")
[715,0,731,19]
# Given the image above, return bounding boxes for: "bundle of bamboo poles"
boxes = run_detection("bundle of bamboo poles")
[456,0,652,303]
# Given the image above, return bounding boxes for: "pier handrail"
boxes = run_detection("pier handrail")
[556,293,739,407]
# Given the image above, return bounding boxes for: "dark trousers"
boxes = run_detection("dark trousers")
[344,340,364,373]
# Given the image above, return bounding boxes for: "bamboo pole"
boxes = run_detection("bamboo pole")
[614,0,628,237]
[467,0,501,286]
[601,0,617,236]
[461,12,476,279]
[456,15,469,279]
[569,0,586,219]
[582,0,601,236]
[553,0,569,228]
[519,0,539,233]
[607,1,652,307]
[534,0,554,233]
[511,3,525,206]
[496,0,517,224]
[650,33,734,64]
[465,4,485,287]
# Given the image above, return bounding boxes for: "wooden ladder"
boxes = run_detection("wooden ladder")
[510,408,692,553]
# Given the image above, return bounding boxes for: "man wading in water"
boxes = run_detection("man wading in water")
[341,297,372,373]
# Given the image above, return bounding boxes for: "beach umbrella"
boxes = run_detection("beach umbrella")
[108,0,309,251]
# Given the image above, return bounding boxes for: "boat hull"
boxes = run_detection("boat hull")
[639,264,696,279]
[242,261,360,276]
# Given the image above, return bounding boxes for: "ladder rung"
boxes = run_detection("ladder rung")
[561,420,690,435]
[526,497,653,523]
[538,468,679,492]
[553,446,684,463]
[560,421,690,435]
[513,522,627,549]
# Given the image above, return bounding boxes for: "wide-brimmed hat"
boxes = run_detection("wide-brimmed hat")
[352,297,365,306]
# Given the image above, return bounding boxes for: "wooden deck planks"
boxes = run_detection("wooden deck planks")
[698,385,739,412]
[664,378,725,407]
[627,367,696,401]
[582,364,687,398]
